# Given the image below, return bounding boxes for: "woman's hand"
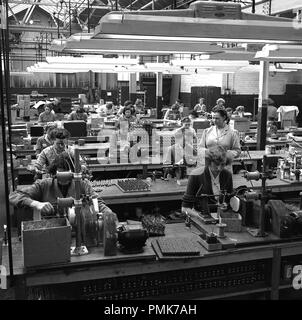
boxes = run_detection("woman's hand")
[30,200,54,214]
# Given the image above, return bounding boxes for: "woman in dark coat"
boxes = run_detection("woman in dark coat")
[182,145,233,216]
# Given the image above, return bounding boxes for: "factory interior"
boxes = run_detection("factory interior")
[2,0,302,300]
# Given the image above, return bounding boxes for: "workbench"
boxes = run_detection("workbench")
[2,223,302,300]
[97,175,297,205]
[13,150,279,177]
[85,150,282,172]
[244,138,291,149]
[15,167,297,206]
[246,128,302,136]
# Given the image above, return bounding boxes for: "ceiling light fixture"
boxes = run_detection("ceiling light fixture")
[93,1,302,45]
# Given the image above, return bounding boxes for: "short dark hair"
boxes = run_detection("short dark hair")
[44,123,57,133]
[106,102,113,109]
[236,106,245,112]
[45,104,53,111]
[123,105,134,115]
[44,124,57,140]
[225,107,233,113]
[181,116,191,123]
[48,152,75,175]
[212,105,226,113]
[171,104,180,111]
[76,106,85,113]
[54,128,70,140]
[213,107,228,121]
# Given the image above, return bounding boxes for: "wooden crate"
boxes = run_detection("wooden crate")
[22,218,71,268]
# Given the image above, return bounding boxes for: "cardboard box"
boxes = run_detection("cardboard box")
[22,218,71,268]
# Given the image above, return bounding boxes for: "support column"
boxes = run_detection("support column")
[256,61,269,150]
[170,74,181,106]
[271,248,281,300]
[100,73,107,104]
[156,72,163,119]
[129,72,136,103]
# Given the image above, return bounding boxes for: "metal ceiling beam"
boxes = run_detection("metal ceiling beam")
[125,0,145,10]
[139,0,160,10]
[22,0,39,24]
[8,3,20,24]
[7,0,111,7]
[139,0,173,11]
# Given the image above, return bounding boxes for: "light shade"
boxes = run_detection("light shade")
[46,56,139,65]
[93,1,302,44]
[254,44,302,62]
[50,36,227,55]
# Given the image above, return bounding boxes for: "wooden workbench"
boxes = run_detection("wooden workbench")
[245,138,291,149]
[2,223,302,300]
[15,167,296,206]
[98,174,294,205]
[86,150,281,172]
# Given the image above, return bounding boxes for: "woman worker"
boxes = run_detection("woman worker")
[117,105,137,130]
[10,152,114,218]
[117,100,133,116]
[34,128,87,179]
[68,105,88,122]
[35,123,57,156]
[212,98,226,112]
[163,117,197,166]
[181,145,233,216]
[164,103,182,124]
[194,97,207,116]
[38,104,56,123]
[134,99,145,115]
[199,107,241,160]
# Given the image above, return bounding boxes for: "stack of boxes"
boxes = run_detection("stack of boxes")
[17,95,31,119]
